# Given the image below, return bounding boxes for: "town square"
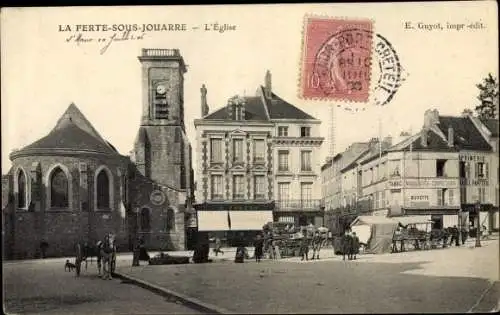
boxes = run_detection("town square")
[2,3,499,314]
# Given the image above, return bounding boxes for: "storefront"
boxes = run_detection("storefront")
[194,202,274,246]
[275,212,324,228]
[461,203,498,232]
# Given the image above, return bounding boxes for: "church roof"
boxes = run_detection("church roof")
[10,103,120,159]
[202,86,317,121]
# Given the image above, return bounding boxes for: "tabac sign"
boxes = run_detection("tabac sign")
[387,178,459,189]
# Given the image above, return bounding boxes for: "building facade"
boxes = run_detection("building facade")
[2,48,195,259]
[321,108,499,233]
[193,71,324,244]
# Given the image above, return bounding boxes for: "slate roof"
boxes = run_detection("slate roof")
[438,116,492,151]
[387,129,456,154]
[480,118,499,137]
[11,104,120,158]
[202,86,316,121]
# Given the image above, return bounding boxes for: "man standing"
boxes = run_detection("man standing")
[299,236,309,261]
[351,232,360,260]
[342,230,352,261]
[311,231,322,260]
[452,225,460,246]
[254,234,264,262]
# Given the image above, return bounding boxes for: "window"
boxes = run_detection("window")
[96,170,110,209]
[476,162,488,179]
[300,182,313,207]
[17,169,27,209]
[50,167,69,208]
[278,151,289,171]
[478,187,486,202]
[436,159,447,177]
[210,175,223,200]
[301,151,312,171]
[233,175,245,199]
[437,188,446,206]
[253,139,265,163]
[254,175,266,199]
[210,138,223,162]
[449,189,454,205]
[300,127,311,137]
[166,208,175,231]
[140,208,151,232]
[278,182,290,201]
[278,126,288,137]
[232,139,244,163]
[459,161,466,178]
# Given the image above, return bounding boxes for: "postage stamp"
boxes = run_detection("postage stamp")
[300,16,403,106]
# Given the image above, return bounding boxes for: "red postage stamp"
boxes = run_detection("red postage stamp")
[300,17,374,102]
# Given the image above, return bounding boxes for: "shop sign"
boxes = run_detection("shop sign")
[459,154,486,162]
[387,178,458,189]
[460,178,489,186]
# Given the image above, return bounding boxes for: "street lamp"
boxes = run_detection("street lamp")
[475,200,481,248]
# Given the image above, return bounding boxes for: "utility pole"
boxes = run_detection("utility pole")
[329,104,336,158]
[475,200,482,247]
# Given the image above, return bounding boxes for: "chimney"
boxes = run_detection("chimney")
[265,70,272,98]
[420,129,428,147]
[383,136,392,147]
[423,109,439,129]
[447,127,454,147]
[200,84,209,117]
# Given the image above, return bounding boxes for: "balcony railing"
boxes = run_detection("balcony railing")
[142,48,180,57]
[275,199,322,212]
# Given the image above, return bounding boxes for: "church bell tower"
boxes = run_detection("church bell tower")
[133,49,189,189]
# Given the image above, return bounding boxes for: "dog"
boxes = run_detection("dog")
[65,259,76,272]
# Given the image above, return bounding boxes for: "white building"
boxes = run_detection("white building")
[193,71,324,244]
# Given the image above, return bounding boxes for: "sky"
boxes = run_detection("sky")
[1,3,498,176]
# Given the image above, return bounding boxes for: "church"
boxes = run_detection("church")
[2,49,195,260]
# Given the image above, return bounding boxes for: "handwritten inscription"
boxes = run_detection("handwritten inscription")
[65,31,145,55]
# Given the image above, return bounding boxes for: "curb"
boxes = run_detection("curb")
[112,270,232,314]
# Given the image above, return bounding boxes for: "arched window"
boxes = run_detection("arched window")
[17,169,27,209]
[97,170,110,209]
[140,208,151,232]
[50,167,68,208]
[166,208,175,231]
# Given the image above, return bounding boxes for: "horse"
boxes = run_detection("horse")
[99,233,117,280]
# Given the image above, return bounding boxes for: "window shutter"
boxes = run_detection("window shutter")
[485,163,489,179]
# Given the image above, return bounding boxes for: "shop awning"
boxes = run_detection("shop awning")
[197,211,229,231]
[196,210,274,231]
[229,211,274,230]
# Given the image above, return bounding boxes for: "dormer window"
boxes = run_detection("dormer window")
[300,127,311,137]
[227,95,245,121]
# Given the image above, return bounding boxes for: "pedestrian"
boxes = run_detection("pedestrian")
[234,244,247,263]
[138,237,150,262]
[351,232,360,260]
[274,240,281,260]
[213,236,224,256]
[461,226,468,245]
[40,240,49,259]
[452,225,460,246]
[392,228,402,253]
[311,231,322,260]
[299,236,309,261]
[442,228,449,248]
[342,230,353,261]
[482,224,488,240]
[254,234,264,262]
[132,237,140,266]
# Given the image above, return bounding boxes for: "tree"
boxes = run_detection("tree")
[474,73,499,120]
[461,108,473,117]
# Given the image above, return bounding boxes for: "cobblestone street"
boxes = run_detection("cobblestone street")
[3,260,201,314]
[115,239,499,314]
